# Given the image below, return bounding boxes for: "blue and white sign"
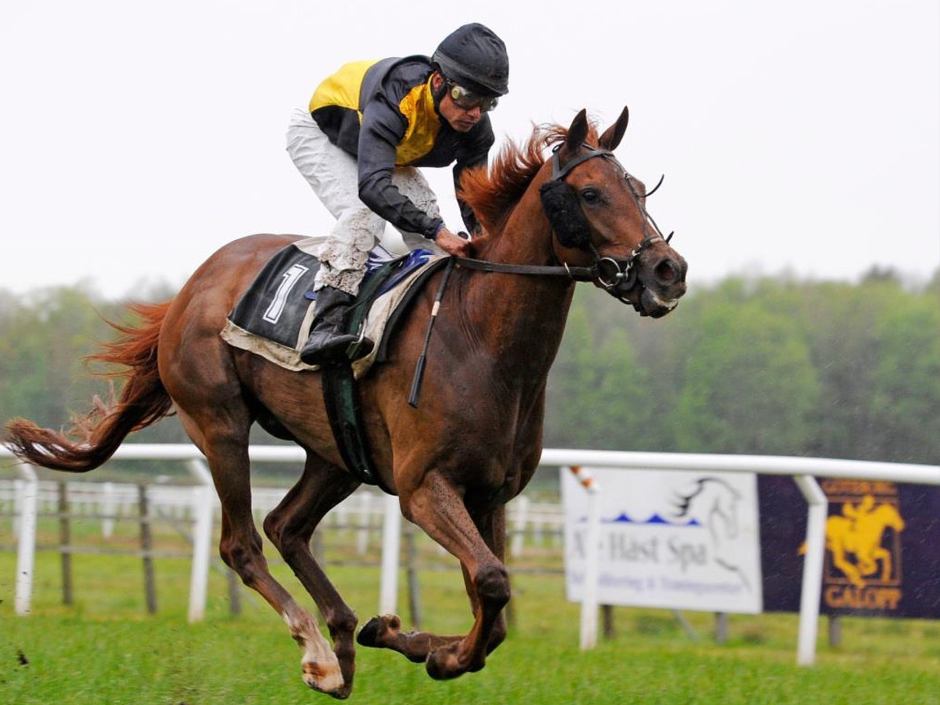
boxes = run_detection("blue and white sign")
[562,468,763,613]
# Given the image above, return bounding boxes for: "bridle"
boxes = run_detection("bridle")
[456,143,673,302]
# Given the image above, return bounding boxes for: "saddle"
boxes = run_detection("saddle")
[221,242,449,491]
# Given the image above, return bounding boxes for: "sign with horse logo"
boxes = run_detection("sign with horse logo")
[820,480,905,611]
[760,477,940,618]
[562,468,763,613]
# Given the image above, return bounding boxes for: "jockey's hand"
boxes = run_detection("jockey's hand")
[435,227,473,258]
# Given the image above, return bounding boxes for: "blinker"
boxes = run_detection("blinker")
[539,146,619,249]
[539,179,591,249]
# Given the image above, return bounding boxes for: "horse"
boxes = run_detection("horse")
[826,503,905,587]
[6,107,687,698]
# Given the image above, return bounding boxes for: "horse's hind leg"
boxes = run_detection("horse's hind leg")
[262,453,361,695]
[176,410,346,697]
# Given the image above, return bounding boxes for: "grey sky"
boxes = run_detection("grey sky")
[1,0,937,298]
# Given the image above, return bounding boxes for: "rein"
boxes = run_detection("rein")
[454,256,594,281]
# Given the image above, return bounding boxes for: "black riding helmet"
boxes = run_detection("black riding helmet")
[431,23,509,97]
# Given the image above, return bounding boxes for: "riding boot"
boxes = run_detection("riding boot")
[299,286,374,366]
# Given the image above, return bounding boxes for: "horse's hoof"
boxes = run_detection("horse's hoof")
[302,659,347,698]
[356,614,400,648]
[425,643,464,681]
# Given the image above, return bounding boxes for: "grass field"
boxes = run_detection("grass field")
[1,519,938,705]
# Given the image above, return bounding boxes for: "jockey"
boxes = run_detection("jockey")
[286,22,509,365]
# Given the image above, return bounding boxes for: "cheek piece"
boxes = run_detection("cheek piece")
[538,179,591,249]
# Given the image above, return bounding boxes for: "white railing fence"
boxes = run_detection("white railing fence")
[2,444,937,667]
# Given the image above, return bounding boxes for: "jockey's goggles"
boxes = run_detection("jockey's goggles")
[447,81,499,112]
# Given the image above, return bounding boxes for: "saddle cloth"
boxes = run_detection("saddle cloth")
[220,241,446,378]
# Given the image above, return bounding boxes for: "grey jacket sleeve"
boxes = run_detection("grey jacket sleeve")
[356,101,444,238]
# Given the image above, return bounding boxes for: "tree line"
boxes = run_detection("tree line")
[1,269,937,469]
[546,269,939,465]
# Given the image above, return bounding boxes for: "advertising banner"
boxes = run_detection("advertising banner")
[760,477,940,618]
[562,468,763,613]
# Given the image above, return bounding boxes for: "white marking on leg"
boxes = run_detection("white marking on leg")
[282,611,344,692]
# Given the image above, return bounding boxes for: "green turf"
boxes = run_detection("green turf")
[1,524,937,704]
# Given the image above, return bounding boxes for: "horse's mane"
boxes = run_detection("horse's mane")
[459,121,600,233]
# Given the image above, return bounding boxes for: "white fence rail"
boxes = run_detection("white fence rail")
[0,479,563,543]
[2,444,937,667]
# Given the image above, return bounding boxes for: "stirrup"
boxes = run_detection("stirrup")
[346,333,375,362]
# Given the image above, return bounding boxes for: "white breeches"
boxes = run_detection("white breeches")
[285,108,444,295]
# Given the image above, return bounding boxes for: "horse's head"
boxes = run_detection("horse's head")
[539,107,687,317]
[878,504,906,533]
[673,477,742,539]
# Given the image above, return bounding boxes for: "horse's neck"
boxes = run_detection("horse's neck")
[872,505,898,528]
[459,189,575,382]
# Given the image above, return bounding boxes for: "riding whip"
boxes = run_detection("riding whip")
[408,257,456,408]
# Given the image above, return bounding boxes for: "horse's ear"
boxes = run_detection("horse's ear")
[563,109,590,153]
[598,106,630,151]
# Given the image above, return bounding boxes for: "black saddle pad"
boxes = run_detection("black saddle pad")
[228,244,320,349]
[228,244,442,353]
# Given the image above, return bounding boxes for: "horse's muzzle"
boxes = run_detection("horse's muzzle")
[632,253,688,317]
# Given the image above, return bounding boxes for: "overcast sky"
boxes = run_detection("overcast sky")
[1,0,937,298]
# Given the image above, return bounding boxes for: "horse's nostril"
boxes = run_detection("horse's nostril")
[655,260,677,283]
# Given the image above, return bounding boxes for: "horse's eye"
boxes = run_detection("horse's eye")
[580,188,600,204]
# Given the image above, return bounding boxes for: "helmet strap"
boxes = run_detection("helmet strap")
[430,72,448,111]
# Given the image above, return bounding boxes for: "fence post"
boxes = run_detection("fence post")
[138,484,157,614]
[828,615,842,647]
[12,477,23,537]
[405,522,422,629]
[312,531,325,565]
[510,495,530,557]
[602,604,615,639]
[227,568,242,616]
[793,474,827,666]
[101,481,116,538]
[570,466,601,650]
[187,460,214,623]
[356,492,372,555]
[58,481,73,606]
[15,463,38,616]
[714,612,729,644]
[379,493,401,615]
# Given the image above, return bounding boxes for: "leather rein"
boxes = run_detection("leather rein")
[454,145,669,297]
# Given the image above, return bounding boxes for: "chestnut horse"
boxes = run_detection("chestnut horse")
[7,108,686,698]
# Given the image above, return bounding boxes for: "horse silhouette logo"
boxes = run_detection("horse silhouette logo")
[826,494,905,588]
[671,477,752,590]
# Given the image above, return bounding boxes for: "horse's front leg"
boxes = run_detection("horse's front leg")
[396,470,510,679]
[356,615,464,663]
[357,503,508,667]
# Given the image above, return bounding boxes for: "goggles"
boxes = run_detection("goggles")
[447,81,499,112]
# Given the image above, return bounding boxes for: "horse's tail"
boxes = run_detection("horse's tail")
[5,302,174,473]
